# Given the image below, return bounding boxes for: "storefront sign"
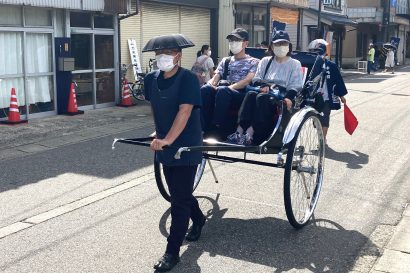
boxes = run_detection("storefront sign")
[271,7,299,24]
[128,39,142,77]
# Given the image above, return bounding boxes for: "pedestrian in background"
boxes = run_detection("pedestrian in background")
[191,44,214,85]
[367,43,375,74]
[384,47,395,74]
[142,34,206,272]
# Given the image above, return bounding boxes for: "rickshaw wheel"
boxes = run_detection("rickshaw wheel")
[154,156,207,202]
[284,112,325,229]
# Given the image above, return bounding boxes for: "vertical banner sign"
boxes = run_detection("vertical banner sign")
[128,39,142,79]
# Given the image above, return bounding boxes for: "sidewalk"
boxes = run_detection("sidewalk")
[0,103,153,161]
[371,204,410,273]
[352,204,410,273]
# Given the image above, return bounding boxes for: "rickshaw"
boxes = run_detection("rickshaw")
[112,36,327,229]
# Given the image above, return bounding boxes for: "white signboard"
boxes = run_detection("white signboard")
[128,39,142,77]
[323,0,332,5]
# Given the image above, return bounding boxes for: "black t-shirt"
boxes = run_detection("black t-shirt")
[144,67,203,166]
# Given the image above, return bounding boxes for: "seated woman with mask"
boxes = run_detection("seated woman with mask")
[227,30,303,145]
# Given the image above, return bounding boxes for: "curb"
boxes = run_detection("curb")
[372,204,410,273]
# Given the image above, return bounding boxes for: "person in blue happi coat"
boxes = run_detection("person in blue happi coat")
[308,39,348,143]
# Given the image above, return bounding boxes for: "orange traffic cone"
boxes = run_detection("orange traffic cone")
[0,88,28,125]
[118,79,134,107]
[66,82,84,115]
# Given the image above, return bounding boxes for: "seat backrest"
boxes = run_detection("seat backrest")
[301,66,308,84]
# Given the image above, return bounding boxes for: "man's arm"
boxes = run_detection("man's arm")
[208,73,221,87]
[229,72,255,90]
[150,104,193,150]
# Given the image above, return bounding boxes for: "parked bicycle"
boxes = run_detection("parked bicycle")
[120,58,157,102]
[120,64,145,102]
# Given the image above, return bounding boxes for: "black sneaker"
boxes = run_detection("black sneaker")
[153,253,180,272]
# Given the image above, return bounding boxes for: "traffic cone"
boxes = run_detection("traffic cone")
[117,79,134,107]
[0,88,28,125]
[66,82,84,115]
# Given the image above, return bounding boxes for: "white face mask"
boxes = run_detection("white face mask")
[207,50,212,57]
[155,54,177,72]
[273,45,289,58]
[229,41,243,55]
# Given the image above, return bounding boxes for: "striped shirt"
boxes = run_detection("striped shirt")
[253,56,303,92]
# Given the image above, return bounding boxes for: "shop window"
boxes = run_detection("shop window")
[0,32,23,75]
[94,14,114,29]
[236,12,242,25]
[26,33,52,73]
[72,34,92,70]
[0,5,22,26]
[25,7,52,27]
[72,73,93,106]
[95,35,114,69]
[96,71,115,104]
[70,12,92,28]
[27,76,54,114]
[242,12,251,25]
[0,32,24,116]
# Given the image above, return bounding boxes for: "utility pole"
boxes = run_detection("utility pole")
[317,0,322,38]
[383,0,391,41]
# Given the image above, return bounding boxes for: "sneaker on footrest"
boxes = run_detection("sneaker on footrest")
[240,133,253,146]
[226,132,241,144]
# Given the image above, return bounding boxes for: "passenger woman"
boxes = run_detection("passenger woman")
[227,31,303,145]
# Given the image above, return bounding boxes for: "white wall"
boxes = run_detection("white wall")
[218,0,235,61]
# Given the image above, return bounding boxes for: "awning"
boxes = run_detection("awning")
[306,8,358,27]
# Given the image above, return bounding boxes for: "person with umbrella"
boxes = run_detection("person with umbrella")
[142,34,206,272]
[383,43,395,74]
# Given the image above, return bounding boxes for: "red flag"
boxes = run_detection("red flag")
[344,104,358,135]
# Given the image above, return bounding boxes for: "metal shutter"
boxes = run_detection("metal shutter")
[180,7,210,69]
[140,2,179,70]
[120,14,141,80]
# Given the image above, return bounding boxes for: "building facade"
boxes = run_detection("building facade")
[120,0,218,81]
[344,0,410,67]
[300,0,356,67]
[0,0,129,120]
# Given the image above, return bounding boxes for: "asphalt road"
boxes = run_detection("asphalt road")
[0,68,409,273]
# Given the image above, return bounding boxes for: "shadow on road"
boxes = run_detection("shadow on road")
[158,195,377,273]
[0,126,154,193]
[326,146,369,169]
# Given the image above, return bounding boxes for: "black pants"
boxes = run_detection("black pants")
[163,165,204,256]
[238,92,278,144]
[201,85,246,132]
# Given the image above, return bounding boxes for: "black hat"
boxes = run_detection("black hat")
[226,28,249,41]
[272,30,290,44]
[142,34,195,52]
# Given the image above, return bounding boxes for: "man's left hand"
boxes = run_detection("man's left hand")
[150,138,171,151]
[340,96,346,104]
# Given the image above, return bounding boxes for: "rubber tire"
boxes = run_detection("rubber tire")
[283,112,325,229]
[154,156,206,202]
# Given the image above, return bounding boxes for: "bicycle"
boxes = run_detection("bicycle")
[120,64,145,102]
[120,59,157,102]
